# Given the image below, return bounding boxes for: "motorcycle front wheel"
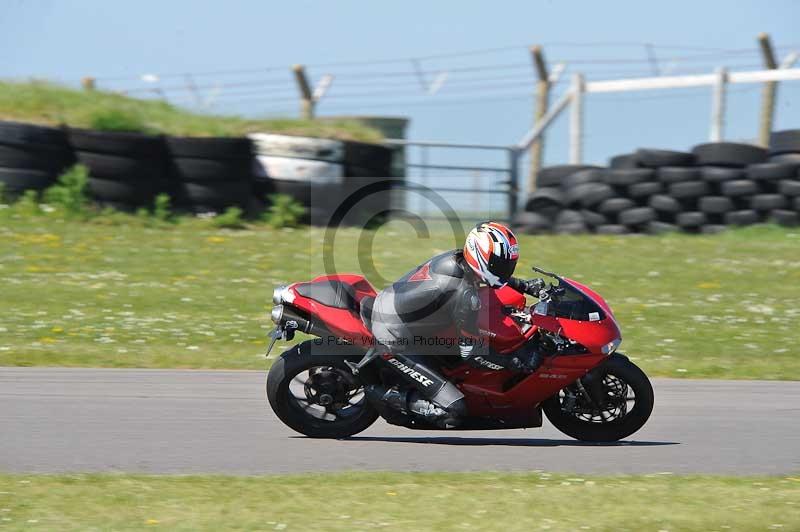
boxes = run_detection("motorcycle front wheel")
[542,354,654,442]
[266,340,379,439]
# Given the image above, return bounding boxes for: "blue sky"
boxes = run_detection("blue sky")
[3,0,799,177]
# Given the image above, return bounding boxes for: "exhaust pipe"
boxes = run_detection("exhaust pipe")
[271,304,319,335]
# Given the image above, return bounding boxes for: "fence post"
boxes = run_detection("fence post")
[508,148,520,222]
[569,73,585,164]
[292,64,315,120]
[528,45,550,192]
[757,33,778,147]
[710,67,728,142]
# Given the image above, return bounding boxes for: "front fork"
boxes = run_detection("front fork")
[579,365,608,407]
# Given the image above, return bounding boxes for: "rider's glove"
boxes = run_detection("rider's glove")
[524,278,546,297]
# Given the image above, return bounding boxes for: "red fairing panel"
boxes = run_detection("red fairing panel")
[477,285,533,353]
[287,277,376,347]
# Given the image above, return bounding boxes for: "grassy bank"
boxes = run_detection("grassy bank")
[0,81,382,140]
[0,211,799,379]
[0,472,797,531]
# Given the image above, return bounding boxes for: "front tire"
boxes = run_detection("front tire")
[543,355,654,442]
[267,341,379,438]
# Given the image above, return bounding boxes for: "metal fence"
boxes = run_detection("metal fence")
[380,65,800,224]
[383,139,521,224]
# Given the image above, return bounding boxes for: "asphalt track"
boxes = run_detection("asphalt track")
[1,367,798,475]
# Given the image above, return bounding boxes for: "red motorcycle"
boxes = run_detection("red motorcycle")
[265,266,653,442]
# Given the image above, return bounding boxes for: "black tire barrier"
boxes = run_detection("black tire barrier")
[628,181,663,200]
[554,222,588,234]
[701,166,744,183]
[634,148,696,168]
[769,130,800,155]
[553,209,589,234]
[69,129,170,208]
[646,221,678,234]
[68,128,166,158]
[602,168,654,186]
[87,177,157,203]
[537,165,600,187]
[524,187,565,213]
[698,196,734,214]
[691,142,768,167]
[521,137,800,235]
[0,168,53,194]
[165,136,255,212]
[648,194,682,214]
[165,136,252,160]
[0,144,73,172]
[512,211,552,233]
[343,141,393,174]
[561,168,606,189]
[701,224,727,234]
[555,209,585,226]
[0,121,69,148]
[0,121,75,194]
[76,151,166,181]
[657,166,700,184]
[771,209,799,227]
[725,210,761,226]
[171,157,252,182]
[768,153,800,165]
[598,197,636,215]
[619,206,656,226]
[174,180,252,209]
[609,153,640,169]
[668,180,709,199]
[720,179,760,197]
[564,182,614,208]
[750,194,787,211]
[676,211,707,228]
[596,224,630,234]
[779,180,800,196]
[580,209,607,227]
[746,162,797,181]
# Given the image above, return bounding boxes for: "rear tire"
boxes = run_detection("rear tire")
[266,341,379,438]
[543,355,654,442]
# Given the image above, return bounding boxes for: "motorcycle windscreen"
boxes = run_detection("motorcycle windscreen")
[536,279,620,352]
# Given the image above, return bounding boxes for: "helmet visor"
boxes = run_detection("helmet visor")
[487,254,517,285]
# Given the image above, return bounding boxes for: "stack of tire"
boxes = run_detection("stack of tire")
[67,129,168,211]
[249,134,394,226]
[167,137,255,214]
[0,121,75,199]
[766,129,800,225]
[515,131,800,235]
[340,140,394,226]
[249,133,345,225]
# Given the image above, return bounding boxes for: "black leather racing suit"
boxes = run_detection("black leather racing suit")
[366,249,541,424]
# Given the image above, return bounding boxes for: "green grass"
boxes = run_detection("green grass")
[0,210,799,379]
[0,80,382,140]
[0,472,797,531]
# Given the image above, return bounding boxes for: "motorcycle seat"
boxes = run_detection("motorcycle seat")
[295,280,359,312]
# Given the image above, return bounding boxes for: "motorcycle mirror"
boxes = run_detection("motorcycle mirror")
[531,265,560,279]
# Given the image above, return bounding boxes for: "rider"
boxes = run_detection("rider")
[365,221,545,428]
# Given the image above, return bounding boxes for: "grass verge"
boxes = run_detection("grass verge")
[0,472,797,531]
[0,81,382,140]
[0,212,798,379]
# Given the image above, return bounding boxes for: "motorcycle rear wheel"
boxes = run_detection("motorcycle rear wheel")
[267,341,379,438]
[542,354,654,442]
